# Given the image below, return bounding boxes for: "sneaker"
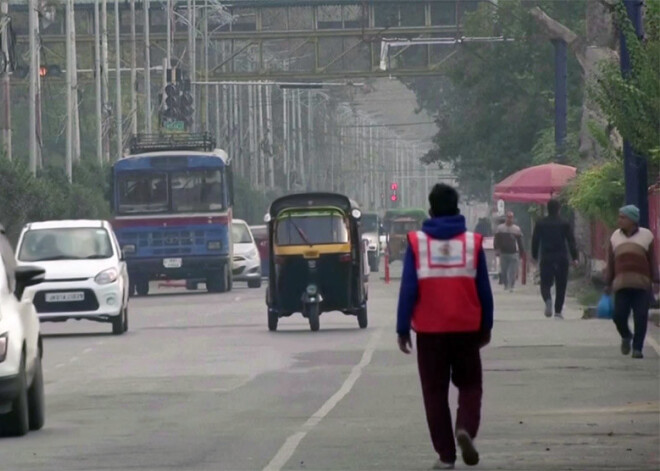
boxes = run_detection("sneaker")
[554,313,564,319]
[620,337,632,355]
[431,459,455,470]
[544,299,552,318]
[632,350,643,359]
[456,429,479,466]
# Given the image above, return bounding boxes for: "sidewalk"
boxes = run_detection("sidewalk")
[285,278,660,471]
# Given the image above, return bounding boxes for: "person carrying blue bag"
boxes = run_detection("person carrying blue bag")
[605,205,660,359]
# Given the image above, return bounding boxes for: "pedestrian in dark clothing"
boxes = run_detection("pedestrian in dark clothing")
[531,199,578,318]
[397,184,494,470]
[605,205,659,359]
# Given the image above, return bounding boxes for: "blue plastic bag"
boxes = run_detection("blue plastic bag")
[597,293,613,319]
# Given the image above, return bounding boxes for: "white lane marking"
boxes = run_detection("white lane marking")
[55,363,65,369]
[82,348,93,354]
[646,335,660,356]
[263,328,383,471]
[68,356,79,363]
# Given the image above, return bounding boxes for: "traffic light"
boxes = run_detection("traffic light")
[38,64,62,78]
[163,83,180,119]
[180,90,194,129]
[389,182,398,203]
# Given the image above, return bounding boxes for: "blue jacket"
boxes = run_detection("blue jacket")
[396,215,494,337]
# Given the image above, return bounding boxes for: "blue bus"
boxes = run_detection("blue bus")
[112,134,234,296]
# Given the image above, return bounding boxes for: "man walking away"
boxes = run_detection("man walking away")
[494,212,525,292]
[397,184,494,470]
[605,205,659,359]
[531,199,578,318]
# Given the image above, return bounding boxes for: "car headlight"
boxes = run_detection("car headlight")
[0,333,8,363]
[207,241,222,250]
[122,244,136,254]
[247,248,259,259]
[95,268,119,285]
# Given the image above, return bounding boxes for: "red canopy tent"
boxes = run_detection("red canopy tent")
[494,163,577,203]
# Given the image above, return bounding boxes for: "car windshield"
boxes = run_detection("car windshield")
[171,169,224,212]
[116,169,224,214]
[232,223,253,244]
[18,228,114,262]
[250,226,267,240]
[362,215,379,232]
[392,220,418,233]
[276,213,349,246]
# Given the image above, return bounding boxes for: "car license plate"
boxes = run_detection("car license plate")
[45,292,85,303]
[163,258,182,268]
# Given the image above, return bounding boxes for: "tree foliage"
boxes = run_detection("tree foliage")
[0,158,111,244]
[567,159,624,227]
[406,0,586,200]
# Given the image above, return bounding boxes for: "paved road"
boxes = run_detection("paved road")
[3,276,659,471]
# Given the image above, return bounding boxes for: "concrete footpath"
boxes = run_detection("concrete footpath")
[285,276,660,471]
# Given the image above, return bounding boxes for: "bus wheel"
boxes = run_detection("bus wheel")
[136,280,149,296]
[207,265,229,293]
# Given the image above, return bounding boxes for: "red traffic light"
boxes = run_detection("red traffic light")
[390,194,398,202]
[390,182,398,191]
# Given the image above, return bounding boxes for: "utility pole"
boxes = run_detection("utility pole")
[101,0,110,161]
[553,39,567,163]
[266,85,275,188]
[129,0,137,135]
[258,84,265,189]
[114,0,123,159]
[202,0,209,131]
[620,0,648,228]
[283,88,289,190]
[28,0,40,174]
[166,0,172,69]
[70,0,80,162]
[65,0,74,181]
[1,0,12,161]
[296,91,305,189]
[306,90,314,191]
[94,0,103,163]
[143,0,152,133]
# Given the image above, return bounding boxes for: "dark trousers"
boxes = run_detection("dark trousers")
[613,288,650,351]
[416,333,483,464]
[540,257,569,314]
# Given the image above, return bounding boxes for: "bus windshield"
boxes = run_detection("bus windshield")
[276,213,349,246]
[116,169,225,214]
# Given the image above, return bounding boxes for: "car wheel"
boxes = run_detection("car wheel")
[112,308,127,335]
[136,279,149,296]
[123,307,129,333]
[5,353,29,436]
[268,309,278,332]
[27,353,45,431]
[186,280,198,290]
[357,306,368,329]
[248,279,262,289]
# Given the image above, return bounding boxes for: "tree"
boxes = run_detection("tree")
[406,0,587,200]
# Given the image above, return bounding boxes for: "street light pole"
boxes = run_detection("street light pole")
[620,0,648,228]
[1,0,12,161]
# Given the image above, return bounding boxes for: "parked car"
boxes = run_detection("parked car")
[15,220,129,335]
[249,224,269,277]
[0,224,46,436]
[232,220,262,288]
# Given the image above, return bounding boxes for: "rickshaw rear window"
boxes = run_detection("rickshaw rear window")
[276,212,349,246]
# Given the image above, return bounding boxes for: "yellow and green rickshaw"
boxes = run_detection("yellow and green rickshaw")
[265,193,369,332]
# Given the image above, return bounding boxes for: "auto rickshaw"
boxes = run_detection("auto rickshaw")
[265,193,369,332]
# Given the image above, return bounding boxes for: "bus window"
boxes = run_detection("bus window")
[171,169,225,212]
[117,173,168,214]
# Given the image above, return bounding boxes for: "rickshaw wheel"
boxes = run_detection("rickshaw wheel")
[357,306,368,329]
[307,304,320,332]
[268,310,278,331]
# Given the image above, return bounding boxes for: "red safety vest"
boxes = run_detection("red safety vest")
[408,230,483,333]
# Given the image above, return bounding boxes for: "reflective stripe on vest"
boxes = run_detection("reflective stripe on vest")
[415,231,478,279]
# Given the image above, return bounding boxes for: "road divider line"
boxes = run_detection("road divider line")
[263,328,383,471]
[646,334,660,356]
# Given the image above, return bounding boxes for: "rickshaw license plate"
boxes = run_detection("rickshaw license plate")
[163,258,182,268]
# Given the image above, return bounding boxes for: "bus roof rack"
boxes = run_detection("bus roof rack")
[128,132,217,154]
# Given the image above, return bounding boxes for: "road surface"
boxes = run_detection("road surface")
[3,275,659,470]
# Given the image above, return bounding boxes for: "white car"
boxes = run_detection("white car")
[0,224,46,436]
[16,220,129,335]
[231,220,262,288]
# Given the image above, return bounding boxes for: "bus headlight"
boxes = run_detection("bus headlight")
[207,241,222,250]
